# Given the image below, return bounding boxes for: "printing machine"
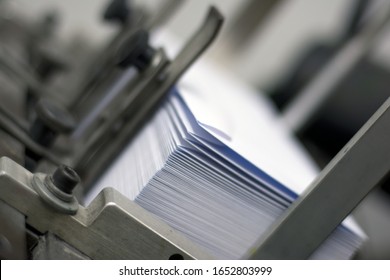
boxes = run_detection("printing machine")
[0,0,389,260]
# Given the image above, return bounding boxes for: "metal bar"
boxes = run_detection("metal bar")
[69,0,181,119]
[76,7,224,187]
[68,4,146,110]
[281,2,390,132]
[0,117,61,167]
[247,97,390,259]
[0,113,62,166]
[71,67,138,139]
[68,39,137,111]
[0,104,29,133]
[72,49,169,165]
[341,0,371,41]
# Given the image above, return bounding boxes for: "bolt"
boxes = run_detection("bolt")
[32,165,80,214]
[52,165,80,194]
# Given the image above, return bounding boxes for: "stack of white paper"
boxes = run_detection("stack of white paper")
[85,61,365,259]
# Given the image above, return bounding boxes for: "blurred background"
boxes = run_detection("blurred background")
[2,0,390,259]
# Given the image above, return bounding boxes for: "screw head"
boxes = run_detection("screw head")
[52,165,80,194]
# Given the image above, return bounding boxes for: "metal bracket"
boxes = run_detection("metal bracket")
[0,157,212,259]
[247,97,390,259]
[73,7,224,188]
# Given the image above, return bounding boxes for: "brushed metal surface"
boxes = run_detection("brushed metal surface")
[0,157,212,259]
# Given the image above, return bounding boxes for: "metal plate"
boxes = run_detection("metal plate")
[0,157,212,259]
[247,97,390,259]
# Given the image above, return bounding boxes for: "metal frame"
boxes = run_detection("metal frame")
[1,2,389,260]
[2,96,389,259]
[72,7,224,188]
[0,6,224,260]
[281,2,390,132]
[247,97,390,259]
[0,157,212,259]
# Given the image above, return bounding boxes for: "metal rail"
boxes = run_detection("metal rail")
[247,97,390,259]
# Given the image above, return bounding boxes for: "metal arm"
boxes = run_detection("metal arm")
[247,97,390,259]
